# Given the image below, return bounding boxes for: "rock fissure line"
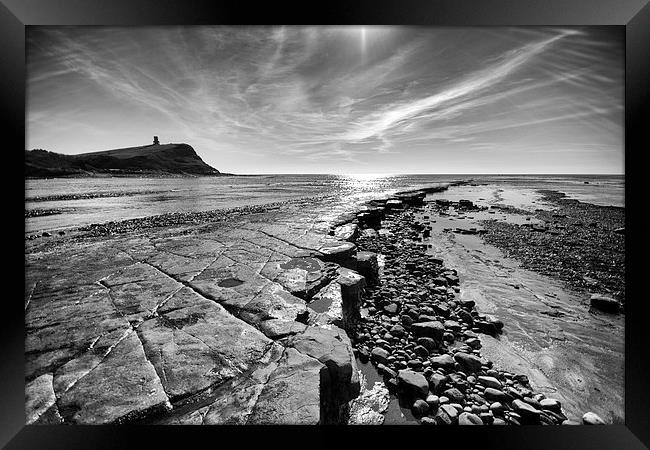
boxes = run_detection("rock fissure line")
[136,261,249,321]
[240,236,298,260]
[56,328,135,399]
[129,328,170,408]
[237,346,289,425]
[243,227,322,254]
[160,343,284,422]
[149,285,186,318]
[25,281,38,312]
[97,281,128,321]
[184,251,227,282]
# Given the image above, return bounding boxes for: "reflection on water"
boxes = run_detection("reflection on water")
[25,174,623,234]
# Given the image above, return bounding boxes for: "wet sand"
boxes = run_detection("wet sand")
[419,184,624,422]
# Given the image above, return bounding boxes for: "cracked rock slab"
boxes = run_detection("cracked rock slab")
[285,325,361,410]
[25,373,59,425]
[137,287,277,402]
[271,257,339,300]
[101,262,184,322]
[57,331,170,424]
[247,347,327,424]
[25,288,131,381]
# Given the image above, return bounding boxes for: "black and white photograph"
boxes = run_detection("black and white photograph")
[23,23,629,428]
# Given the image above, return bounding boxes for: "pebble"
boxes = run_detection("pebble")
[477,375,502,389]
[371,347,390,365]
[351,200,573,427]
[582,411,606,425]
[412,399,430,416]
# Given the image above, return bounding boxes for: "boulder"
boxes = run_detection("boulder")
[442,387,465,403]
[385,199,404,210]
[318,241,357,270]
[411,321,445,340]
[412,399,430,416]
[371,347,390,365]
[512,399,541,424]
[287,326,361,412]
[429,354,455,371]
[582,411,606,425]
[589,294,621,314]
[539,398,562,413]
[329,268,365,330]
[477,375,502,389]
[435,404,459,425]
[417,337,439,352]
[333,223,359,242]
[428,373,447,393]
[356,251,379,284]
[484,388,509,403]
[356,208,382,228]
[383,303,398,314]
[458,412,483,425]
[444,320,462,332]
[454,352,485,373]
[426,394,440,409]
[397,370,429,399]
[490,402,505,416]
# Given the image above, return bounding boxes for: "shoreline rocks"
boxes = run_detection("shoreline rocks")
[480,189,625,308]
[589,294,621,314]
[346,194,577,426]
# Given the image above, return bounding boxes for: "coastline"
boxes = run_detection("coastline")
[480,190,625,303]
[24,181,623,425]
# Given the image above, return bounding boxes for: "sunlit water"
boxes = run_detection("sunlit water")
[25,174,623,235]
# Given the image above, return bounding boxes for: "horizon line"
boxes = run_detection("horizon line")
[225,172,625,176]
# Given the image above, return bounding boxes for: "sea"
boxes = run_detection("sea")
[24,174,624,235]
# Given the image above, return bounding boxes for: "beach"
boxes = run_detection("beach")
[24,175,624,425]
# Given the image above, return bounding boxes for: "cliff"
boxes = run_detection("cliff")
[25,143,222,178]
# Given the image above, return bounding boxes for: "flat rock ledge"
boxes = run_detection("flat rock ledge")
[24,202,382,425]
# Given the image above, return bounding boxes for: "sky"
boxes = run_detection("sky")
[26,26,624,174]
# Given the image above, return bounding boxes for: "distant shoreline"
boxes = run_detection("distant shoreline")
[25,172,238,180]
[25,173,624,180]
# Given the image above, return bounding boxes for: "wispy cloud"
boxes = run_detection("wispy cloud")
[340,31,578,143]
[27,26,623,173]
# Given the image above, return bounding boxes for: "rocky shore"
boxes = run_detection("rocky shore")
[27,190,169,203]
[25,208,66,218]
[25,195,333,241]
[25,192,371,425]
[338,194,575,425]
[480,190,625,308]
[24,184,612,426]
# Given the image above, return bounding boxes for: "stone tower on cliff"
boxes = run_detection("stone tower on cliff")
[153,136,160,145]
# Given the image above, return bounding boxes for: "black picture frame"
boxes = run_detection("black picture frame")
[4,0,649,448]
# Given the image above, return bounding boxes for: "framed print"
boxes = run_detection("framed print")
[3,0,649,448]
